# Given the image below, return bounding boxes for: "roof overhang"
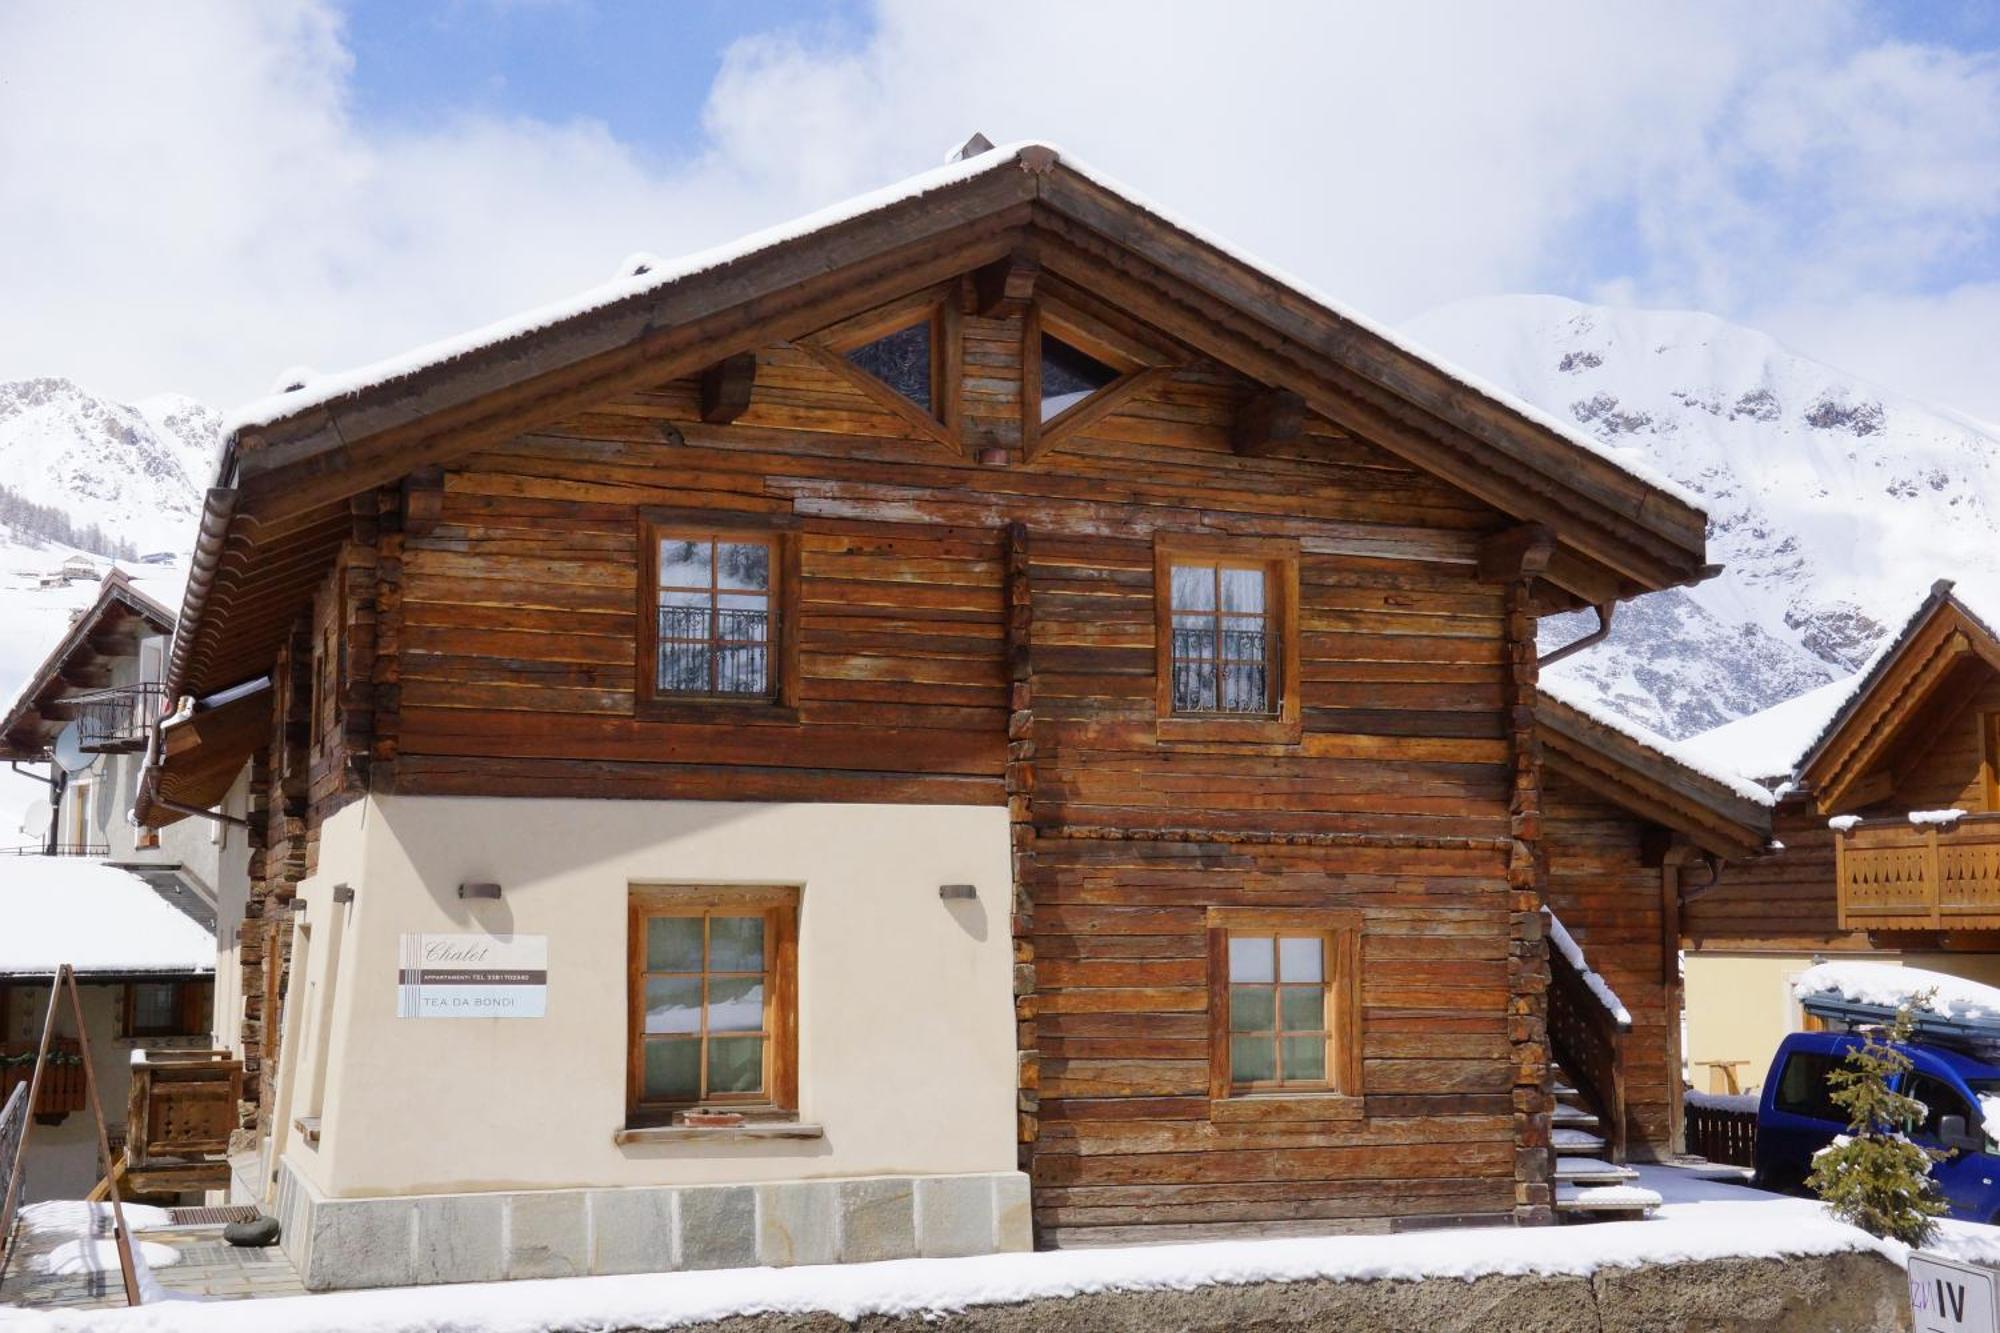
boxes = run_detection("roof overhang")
[1797,581,2000,814]
[1538,693,1774,861]
[167,143,1709,700]
[0,571,176,761]
[134,678,272,828]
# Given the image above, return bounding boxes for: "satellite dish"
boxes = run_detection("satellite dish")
[52,721,93,775]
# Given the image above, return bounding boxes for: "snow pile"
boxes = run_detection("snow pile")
[1794,961,2000,1022]
[2,1168,1994,1333]
[1980,1095,2000,1146]
[1685,1090,1758,1114]
[1544,908,1633,1026]
[1538,676,1776,808]
[0,859,213,976]
[1409,295,2000,739]
[1828,816,1863,833]
[17,1201,175,1236]
[1682,674,1861,785]
[1909,809,1968,826]
[32,1239,180,1278]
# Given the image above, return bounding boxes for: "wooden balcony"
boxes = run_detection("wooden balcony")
[1835,812,2000,931]
[0,1038,86,1121]
[122,1050,242,1193]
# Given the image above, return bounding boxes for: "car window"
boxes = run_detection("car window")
[1905,1073,1974,1142]
[1773,1050,1846,1124]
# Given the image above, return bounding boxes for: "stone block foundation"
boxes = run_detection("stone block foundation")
[274,1159,1032,1291]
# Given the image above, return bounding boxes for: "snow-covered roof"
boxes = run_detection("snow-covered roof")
[1538,674,1776,808]
[218,142,1702,515]
[1794,960,2000,1025]
[0,859,213,976]
[1679,674,1862,786]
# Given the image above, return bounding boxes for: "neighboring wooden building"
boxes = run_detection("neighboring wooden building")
[138,141,1708,1286]
[1677,580,2000,1092]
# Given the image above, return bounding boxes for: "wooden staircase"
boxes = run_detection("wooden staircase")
[1546,915,1661,1222]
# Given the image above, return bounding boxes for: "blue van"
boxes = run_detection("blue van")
[1753,1028,2000,1222]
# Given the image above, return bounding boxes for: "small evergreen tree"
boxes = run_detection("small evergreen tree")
[1806,996,1950,1245]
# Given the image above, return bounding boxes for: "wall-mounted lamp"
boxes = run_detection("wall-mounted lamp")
[332,883,355,905]
[938,884,977,901]
[458,882,504,900]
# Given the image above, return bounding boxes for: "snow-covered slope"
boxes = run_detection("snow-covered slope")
[0,377,216,557]
[1404,295,2000,738]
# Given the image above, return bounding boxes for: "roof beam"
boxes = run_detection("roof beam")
[972,251,1039,317]
[1477,524,1556,584]
[1230,388,1305,458]
[698,352,758,425]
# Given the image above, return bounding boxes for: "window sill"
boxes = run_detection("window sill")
[1157,716,1301,746]
[614,1122,824,1147]
[634,699,799,726]
[293,1116,322,1147]
[1210,1093,1363,1125]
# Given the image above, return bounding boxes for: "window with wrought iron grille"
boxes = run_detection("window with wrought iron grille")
[1154,536,1300,742]
[649,531,777,698]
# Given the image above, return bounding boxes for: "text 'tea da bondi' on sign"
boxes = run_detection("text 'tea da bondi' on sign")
[1911,1251,2000,1333]
[397,934,548,1018]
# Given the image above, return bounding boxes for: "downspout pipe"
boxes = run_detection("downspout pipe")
[1538,602,1616,670]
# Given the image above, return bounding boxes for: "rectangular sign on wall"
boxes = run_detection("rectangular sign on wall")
[1912,1252,2000,1333]
[396,934,548,1019]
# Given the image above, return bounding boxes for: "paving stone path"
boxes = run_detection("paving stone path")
[1,1211,308,1310]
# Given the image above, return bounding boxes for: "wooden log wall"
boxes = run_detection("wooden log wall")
[1542,769,1676,1155]
[275,283,1542,1236]
[1681,800,1851,950]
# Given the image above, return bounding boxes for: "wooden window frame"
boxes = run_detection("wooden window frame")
[1021,294,1177,463]
[1154,534,1302,744]
[797,284,965,458]
[121,979,208,1039]
[1206,907,1361,1122]
[636,509,801,723]
[626,885,799,1126]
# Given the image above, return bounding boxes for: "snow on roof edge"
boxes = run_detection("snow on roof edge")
[217,143,1705,518]
[1539,674,1775,809]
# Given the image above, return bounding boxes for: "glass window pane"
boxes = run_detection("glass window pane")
[1170,564,1216,611]
[707,976,765,1033]
[1279,984,1324,1032]
[1228,934,1274,983]
[716,594,769,641]
[646,917,703,972]
[1229,985,1275,1033]
[644,976,702,1034]
[709,916,765,972]
[716,542,769,591]
[1040,334,1119,421]
[1278,936,1323,983]
[132,983,177,1032]
[1220,616,1266,661]
[848,322,932,410]
[659,538,711,589]
[643,1039,700,1101]
[1230,1034,1276,1084]
[707,1036,765,1094]
[1282,1035,1327,1083]
[1219,567,1266,613]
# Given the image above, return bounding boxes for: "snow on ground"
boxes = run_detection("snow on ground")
[16,1204,175,1237]
[0,858,213,976]
[1796,960,2000,1022]
[30,1242,179,1280]
[6,1167,1988,1332]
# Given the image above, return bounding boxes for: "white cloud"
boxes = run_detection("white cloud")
[0,0,1996,426]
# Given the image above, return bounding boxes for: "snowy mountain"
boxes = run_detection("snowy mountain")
[1403,295,2000,738]
[0,377,216,557]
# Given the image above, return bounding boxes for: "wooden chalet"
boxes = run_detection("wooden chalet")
[137,140,1709,1285]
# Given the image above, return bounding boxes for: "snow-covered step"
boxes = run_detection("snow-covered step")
[1553,1127,1606,1155]
[1554,1157,1639,1186]
[1552,1104,1599,1128]
[1556,1183,1662,1220]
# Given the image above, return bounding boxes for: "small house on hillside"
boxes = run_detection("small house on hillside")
[0,860,215,1202]
[137,140,1710,1289]
[1677,579,2000,1091]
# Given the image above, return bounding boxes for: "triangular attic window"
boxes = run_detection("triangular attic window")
[1040,333,1119,421]
[846,321,933,413]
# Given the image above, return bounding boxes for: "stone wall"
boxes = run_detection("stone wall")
[620,1251,1908,1333]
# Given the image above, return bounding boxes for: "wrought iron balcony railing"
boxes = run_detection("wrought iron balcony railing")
[69,682,169,754]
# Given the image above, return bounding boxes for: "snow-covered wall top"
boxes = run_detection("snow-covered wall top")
[1406,294,2000,741]
[218,143,1700,517]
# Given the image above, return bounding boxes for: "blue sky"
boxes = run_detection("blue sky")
[2,1,1997,421]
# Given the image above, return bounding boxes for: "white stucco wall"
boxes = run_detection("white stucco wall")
[279,795,1017,1200]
